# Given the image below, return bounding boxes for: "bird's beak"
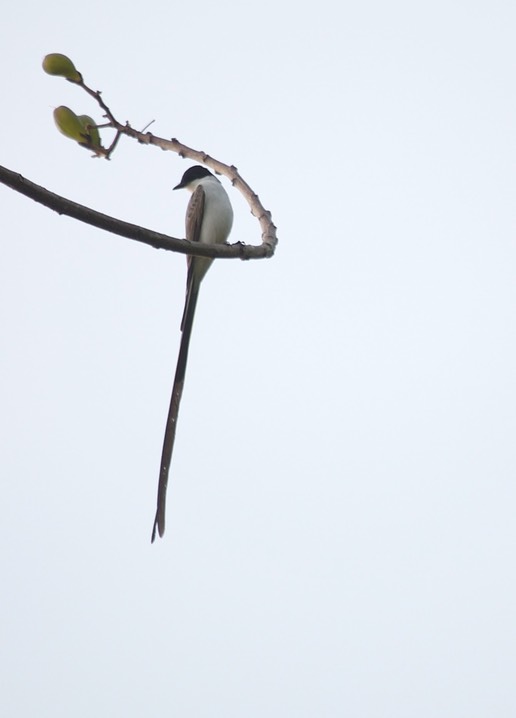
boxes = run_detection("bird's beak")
[173,181,185,190]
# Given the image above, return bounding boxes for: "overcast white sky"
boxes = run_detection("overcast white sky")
[2,1,516,716]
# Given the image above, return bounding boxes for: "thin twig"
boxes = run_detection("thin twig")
[75,76,278,253]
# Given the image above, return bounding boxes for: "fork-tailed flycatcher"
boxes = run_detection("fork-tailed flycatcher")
[151,165,234,542]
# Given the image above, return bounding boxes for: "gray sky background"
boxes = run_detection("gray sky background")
[2,1,516,716]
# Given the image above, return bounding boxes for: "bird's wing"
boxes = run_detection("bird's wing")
[181,184,206,331]
[186,185,205,245]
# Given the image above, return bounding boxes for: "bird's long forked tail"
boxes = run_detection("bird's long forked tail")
[151,278,201,542]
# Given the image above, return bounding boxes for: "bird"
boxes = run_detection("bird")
[151,165,234,542]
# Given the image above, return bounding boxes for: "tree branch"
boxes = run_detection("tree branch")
[108,123,277,252]
[2,65,277,260]
[0,164,273,260]
[72,75,278,256]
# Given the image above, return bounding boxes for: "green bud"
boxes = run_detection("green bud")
[77,115,101,148]
[53,106,85,142]
[42,53,82,83]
